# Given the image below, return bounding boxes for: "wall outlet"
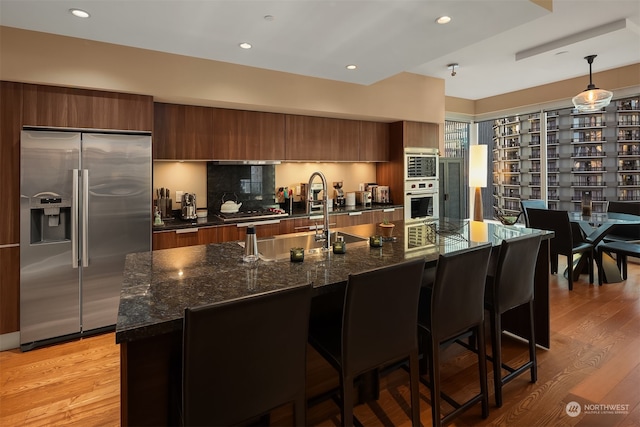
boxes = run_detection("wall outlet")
[175,190,184,203]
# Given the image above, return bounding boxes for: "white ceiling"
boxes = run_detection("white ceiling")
[1,0,639,100]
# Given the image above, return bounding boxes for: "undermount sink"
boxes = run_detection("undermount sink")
[239,230,369,261]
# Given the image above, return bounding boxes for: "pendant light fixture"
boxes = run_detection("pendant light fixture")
[572,55,612,112]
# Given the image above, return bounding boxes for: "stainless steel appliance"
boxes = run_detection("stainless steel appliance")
[355,190,372,207]
[181,192,197,219]
[405,180,439,222]
[301,182,323,210]
[20,129,151,350]
[404,147,439,181]
[333,182,345,207]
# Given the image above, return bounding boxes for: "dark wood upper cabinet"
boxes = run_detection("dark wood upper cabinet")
[22,84,153,131]
[400,121,440,148]
[213,108,285,160]
[154,103,215,160]
[359,121,389,161]
[285,115,360,161]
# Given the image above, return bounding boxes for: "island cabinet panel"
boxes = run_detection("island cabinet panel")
[22,84,153,131]
[212,108,285,160]
[359,121,389,161]
[285,115,360,161]
[153,103,214,160]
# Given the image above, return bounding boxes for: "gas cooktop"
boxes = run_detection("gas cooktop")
[216,209,289,222]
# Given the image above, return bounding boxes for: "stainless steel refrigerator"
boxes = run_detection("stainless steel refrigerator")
[20,129,151,350]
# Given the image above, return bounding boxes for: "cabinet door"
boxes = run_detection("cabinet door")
[213,108,285,160]
[217,224,241,243]
[154,103,214,160]
[404,121,440,149]
[1,81,22,246]
[22,84,153,131]
[0,246,19,334]
[360,121,389,161]
[152,228,201,250]
[285,115,360,161]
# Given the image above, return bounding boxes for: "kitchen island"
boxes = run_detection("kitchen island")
[116,219,552,426]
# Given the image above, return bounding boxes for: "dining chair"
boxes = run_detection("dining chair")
[418,243,493,427]
[182,284,313,427]
[484,234,542,407]
[597,241,640,285]
[520,199,546,227]
[307,258,425,427]
[606,201,640,242]
[527,208,594,290]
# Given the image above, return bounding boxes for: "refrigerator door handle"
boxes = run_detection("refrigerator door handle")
[72,169,79,268]
[82,169,89,267]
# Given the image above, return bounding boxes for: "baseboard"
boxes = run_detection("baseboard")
[0,331,20,351]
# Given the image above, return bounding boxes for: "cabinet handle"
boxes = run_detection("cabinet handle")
[175,228,199,234]
[383,208,395,213]
[348,211,362,216]
[236,219,281,227]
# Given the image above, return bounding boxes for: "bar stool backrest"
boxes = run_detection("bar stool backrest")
[182,284,313,426]
[491,234,543,313]
[429,244,493,342]
[342,258,425,377]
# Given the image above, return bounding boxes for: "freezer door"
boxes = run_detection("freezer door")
[80,133,151,331]
[20,131,82,345]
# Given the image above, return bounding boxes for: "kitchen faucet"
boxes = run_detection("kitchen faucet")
[307,171,330,250]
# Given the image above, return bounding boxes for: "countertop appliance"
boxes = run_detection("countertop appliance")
[333,181,345,207]
[355,190,372,207]
[181,192,197,219]
[20,129,152,350]
[301,182,324,210]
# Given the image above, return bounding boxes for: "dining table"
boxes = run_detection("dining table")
[569,212,640,283]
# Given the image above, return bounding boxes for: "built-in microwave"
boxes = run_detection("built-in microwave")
[404,148,439,181]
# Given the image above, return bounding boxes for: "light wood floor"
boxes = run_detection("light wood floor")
[1,259,638,427]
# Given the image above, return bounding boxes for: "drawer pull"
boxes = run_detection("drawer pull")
[175,228,199,234]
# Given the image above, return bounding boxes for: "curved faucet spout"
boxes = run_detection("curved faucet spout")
[307,171,330,250]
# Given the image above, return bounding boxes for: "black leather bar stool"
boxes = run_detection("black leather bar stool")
[417,244,493,427]
[182,284,313,427]
[484,234,542,407]
[308,258,425,427]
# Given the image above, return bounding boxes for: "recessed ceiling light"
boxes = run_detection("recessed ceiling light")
[264,15,275,21]
[69,8,90,18]
[436,16,451,24]
[346,64,357,70]
[239,42,252,49]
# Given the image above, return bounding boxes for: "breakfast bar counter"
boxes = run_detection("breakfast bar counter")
[116,219,552,426]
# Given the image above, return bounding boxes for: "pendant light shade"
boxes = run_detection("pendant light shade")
[572,55,612,112]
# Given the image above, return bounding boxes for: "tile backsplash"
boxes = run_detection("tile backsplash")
[154,161,377,213]
[207,164,277,212]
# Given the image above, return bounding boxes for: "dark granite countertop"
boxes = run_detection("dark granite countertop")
[117,219,551,343]
[152,203,403,231]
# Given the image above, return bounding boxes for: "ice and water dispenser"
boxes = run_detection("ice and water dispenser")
[29,195,71,244]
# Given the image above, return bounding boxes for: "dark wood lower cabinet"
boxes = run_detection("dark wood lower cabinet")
[0,246,20,334]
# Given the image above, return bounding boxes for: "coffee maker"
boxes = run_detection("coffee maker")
[181,193,197,220]
[333,182,345,207]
